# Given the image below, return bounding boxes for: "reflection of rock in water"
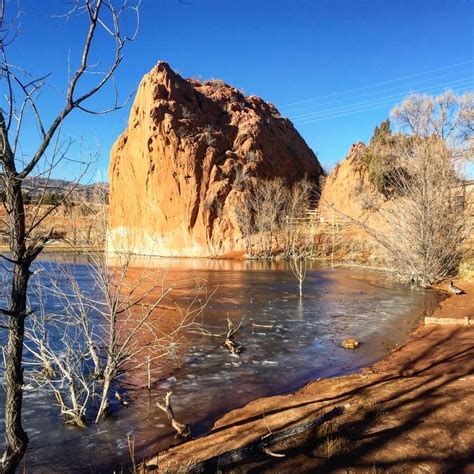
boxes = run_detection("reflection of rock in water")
[0,255,440,473]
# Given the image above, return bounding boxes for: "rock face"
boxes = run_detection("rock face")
[319,142,381,223]
[108,62,324,256]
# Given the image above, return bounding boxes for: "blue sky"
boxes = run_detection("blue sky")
[7,0,474,181]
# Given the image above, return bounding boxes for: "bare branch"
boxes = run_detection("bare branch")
[156,391,191,439]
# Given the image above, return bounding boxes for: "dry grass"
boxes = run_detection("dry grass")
[318,417,350,459]
[353,397,387,421]
[316,397,388,461]
[322,435,350,459]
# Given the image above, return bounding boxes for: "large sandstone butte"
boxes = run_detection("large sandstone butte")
[108,61,324,256]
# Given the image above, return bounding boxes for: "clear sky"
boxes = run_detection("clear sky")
[7,0,474,181]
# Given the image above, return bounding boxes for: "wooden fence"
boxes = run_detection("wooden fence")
[283,208,352,233]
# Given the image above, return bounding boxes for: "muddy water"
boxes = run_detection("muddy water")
[0,255,439,473]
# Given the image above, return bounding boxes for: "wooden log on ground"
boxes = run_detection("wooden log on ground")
[424,316,472,326]
[155,406,343,473]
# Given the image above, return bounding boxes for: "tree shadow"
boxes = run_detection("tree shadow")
[188,327,474,473]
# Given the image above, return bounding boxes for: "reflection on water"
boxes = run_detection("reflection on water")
[0,254,439,473]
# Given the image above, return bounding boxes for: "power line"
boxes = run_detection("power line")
[291,77,473,122]
[286,67,473,115]
[281,59,474,108]
[294,80,473,125]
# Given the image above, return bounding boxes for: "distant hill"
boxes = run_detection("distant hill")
[21,177,109,202]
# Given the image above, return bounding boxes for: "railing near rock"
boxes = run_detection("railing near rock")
[283,208,352,232]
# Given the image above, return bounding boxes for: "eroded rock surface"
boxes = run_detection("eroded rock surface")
[108,61,323,256]
[319,142,382,222]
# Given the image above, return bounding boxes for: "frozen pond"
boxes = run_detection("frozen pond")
[0,255,439,472]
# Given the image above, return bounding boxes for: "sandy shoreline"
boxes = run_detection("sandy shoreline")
[148,282,474,473]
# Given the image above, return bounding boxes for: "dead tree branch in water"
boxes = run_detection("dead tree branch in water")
[189,315,245,357]
[290,257,307,297]
[156,391,191,439]
[24,252,211,426]
[223,316,244,357]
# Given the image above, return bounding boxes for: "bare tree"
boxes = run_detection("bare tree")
[388,92,472,285]
[251,178,287,258]
[24,252,210,426]
[24,298,94,428]
[234,195,255,257]
[289,257,307,297]
[281,179,314,258]
[391,91,473,152]
[234,177,315,295]
[341,92,472,287]
[286,184,314,297]
[65,181,109,249]
[0,1,139,469]
[370,135,470,287]
[236,178,314,260]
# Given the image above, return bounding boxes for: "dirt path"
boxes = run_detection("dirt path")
[149,283,474,473]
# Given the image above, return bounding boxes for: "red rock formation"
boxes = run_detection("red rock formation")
[319,142,382,223]
[108,62,323,256]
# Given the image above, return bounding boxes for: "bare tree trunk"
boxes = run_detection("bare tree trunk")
[3,313,29,473]
[95,376,111,423]
[0,0,140,467]
[2,177,30,473]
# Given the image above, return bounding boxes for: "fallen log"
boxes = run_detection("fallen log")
[425,316,472,326]
[155,406,344,472]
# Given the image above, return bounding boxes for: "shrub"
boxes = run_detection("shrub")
[233,165,247,189]
[363,119,403,196]
[43,192,64,206]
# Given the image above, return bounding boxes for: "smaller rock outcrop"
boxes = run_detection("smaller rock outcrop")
[319,142,383,225]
